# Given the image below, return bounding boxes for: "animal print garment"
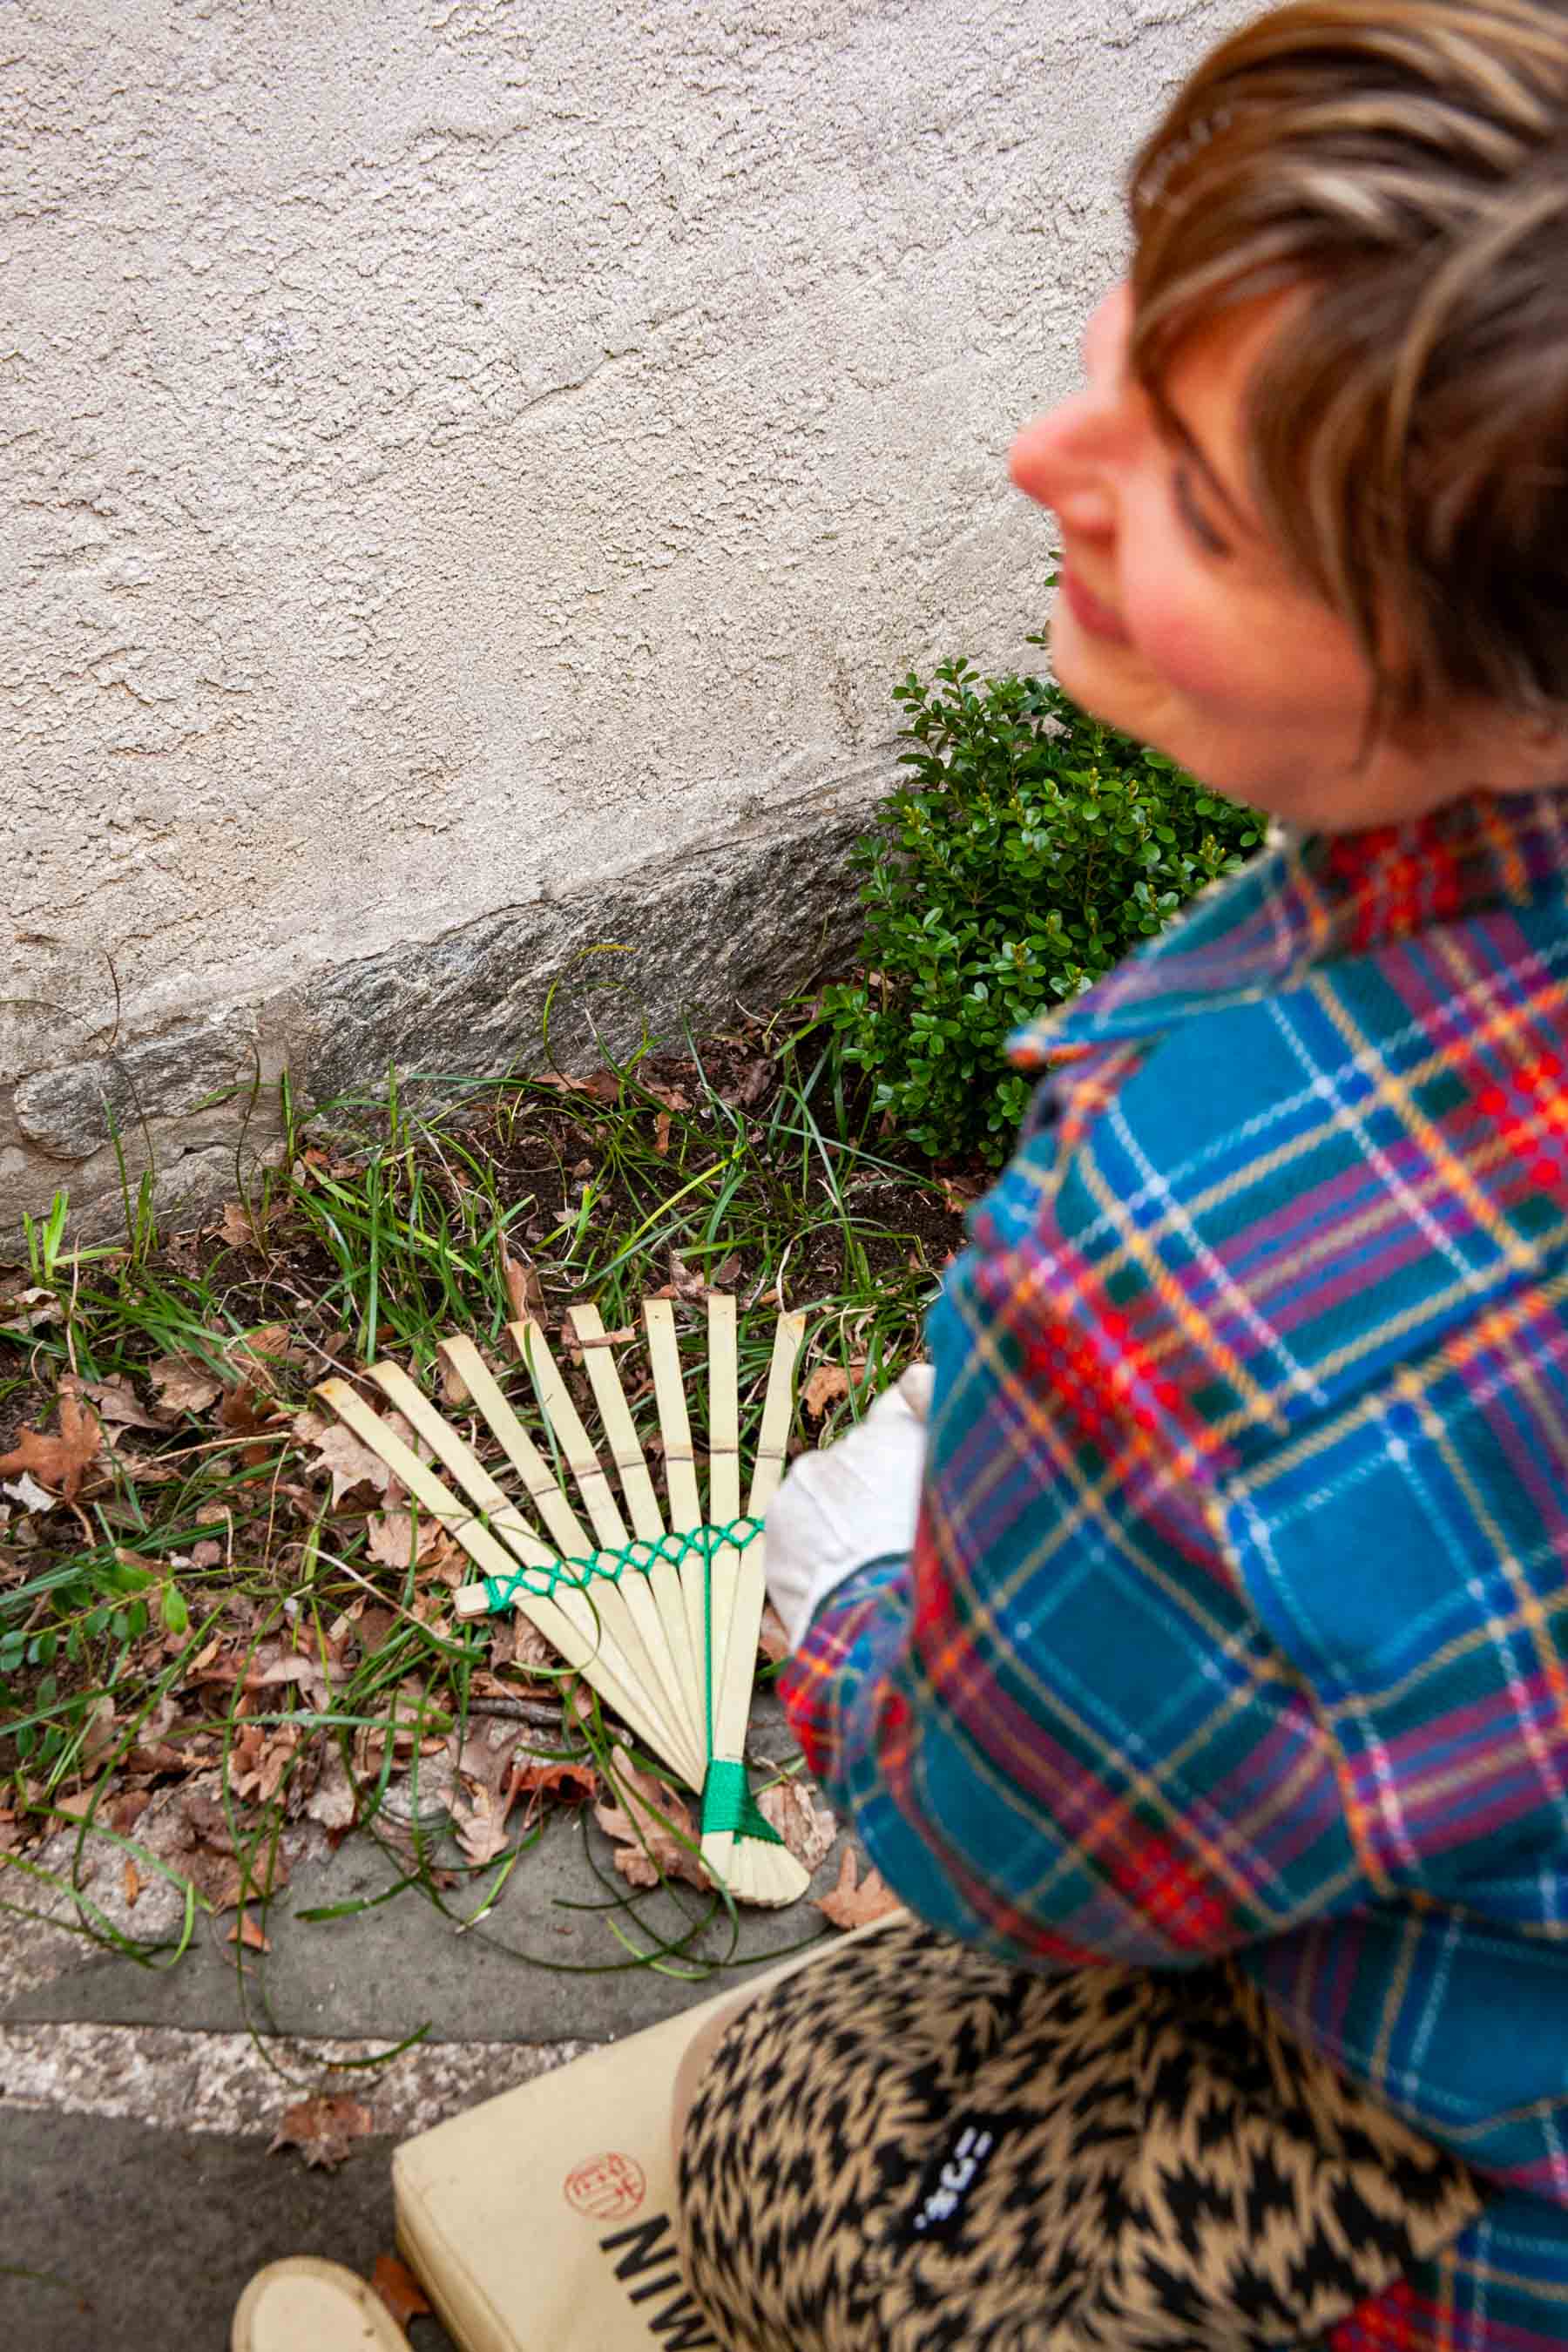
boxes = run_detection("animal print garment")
[676,1918,1483,2350]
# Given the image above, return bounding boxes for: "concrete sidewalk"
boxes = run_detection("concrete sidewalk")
[1,1693,849,2351]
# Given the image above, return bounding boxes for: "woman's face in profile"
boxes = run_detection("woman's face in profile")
[1008,282,1547,831]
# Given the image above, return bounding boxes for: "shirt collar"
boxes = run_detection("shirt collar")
[1009,786,1568,1070]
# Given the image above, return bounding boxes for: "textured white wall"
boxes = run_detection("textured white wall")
[3,0,1255,1226]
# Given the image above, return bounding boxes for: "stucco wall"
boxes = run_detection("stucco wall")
[4,0,1254,1233]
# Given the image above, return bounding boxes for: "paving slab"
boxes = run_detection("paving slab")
[0,2105,461,2352]
[3,1800,847,2044]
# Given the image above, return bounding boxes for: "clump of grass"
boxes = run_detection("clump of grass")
[0,1008,970,1974]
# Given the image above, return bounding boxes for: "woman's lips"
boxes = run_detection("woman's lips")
[1059,564,1133,645]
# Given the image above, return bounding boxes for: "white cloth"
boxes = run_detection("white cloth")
[763,1362,935,1649]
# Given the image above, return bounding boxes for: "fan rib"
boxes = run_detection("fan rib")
[315,1378,679,1764]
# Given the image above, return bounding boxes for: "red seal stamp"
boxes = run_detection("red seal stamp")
[564,2151,646,2222]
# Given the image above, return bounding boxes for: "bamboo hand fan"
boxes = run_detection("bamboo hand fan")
[316,1294,811,1907]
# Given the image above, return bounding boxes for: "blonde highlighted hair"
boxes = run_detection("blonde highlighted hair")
[1128,0,1568,740]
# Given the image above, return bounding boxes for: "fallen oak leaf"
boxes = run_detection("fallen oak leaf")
[815,1844,901,1930]
[530,1066,620,1104]
[226,1323,306,1393]
[755,1779,838,1875]
[371,2253,431,2328]
[267,2093,374,2171]
[500,1247,545,1324]
[664,1250,709,1305]
[594,1747,707,1890]
[506,1753,597,1828]
[801,1364,851,1418]
[290,1410,395,1507]
[63,1372,168,1433]
[757,1602,791,1666]
[365,1509,441,1570]
[564,1311,636,1349]
[2,1470,57,1514]
[227,1909,271,1952]
[0,1285,63,1335]
[305,1746,359,1834]
[148,1352,224,1415]
[219,1377,279,1440]
[449,1781,512,1867]
[216,1200,264,1251]
[0,1391,105,1502]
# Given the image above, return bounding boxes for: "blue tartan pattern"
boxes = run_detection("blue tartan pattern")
[781,788,1568,2348]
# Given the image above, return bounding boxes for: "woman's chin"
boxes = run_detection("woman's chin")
[1046,620,1143,735]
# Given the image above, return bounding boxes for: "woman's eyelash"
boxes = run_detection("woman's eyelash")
[1173,463,1231,557]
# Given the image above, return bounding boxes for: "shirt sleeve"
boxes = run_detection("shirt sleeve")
[779,1143,1371,1970]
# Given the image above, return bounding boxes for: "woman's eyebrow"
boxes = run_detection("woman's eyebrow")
[1146,382,1256,536]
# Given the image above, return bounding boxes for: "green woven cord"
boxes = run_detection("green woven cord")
[476,1515,764,1616]
[476,1513,781,1852]
[700,1757,784,1847]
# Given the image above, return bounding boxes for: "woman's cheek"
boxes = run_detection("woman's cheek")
[1120,585,1248,711]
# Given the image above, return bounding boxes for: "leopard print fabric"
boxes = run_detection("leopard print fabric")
[676,1919,1483,2350]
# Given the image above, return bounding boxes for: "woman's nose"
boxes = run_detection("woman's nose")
[1008,280,1133,535]
[1008,397,1120,537]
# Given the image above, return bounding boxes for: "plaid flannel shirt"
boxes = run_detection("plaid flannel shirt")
[782,787,1568,2349]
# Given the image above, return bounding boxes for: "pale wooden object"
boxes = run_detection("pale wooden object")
[315,1295,810,1906]
[713,1305,809,1903]
[314,1377,684,1769]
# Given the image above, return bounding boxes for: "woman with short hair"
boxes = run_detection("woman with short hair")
[674,5,1568,2346]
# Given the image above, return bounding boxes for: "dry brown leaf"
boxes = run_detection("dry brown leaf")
[2,1470,56,1514]
[305,1747,358,1834]
[756,1780,838,1874]
[268,2093,374,2171]
[0,1285,63,1335]
[565,1312,636,1349]
[501,1247,545,1323]
[164,1796,293,1912]
[219,1377,275,1439]
[79,1697,118,1775]
[148,1353,224,1415]
[0,1392,105,1502]
[254,1655,329,1708]
[365,1509,440,1570]
[228,1720,302,1804]
[227,1324,301,1394]
[290,1410,395,1506]
[217,1200,262,1251]
[64,1373,166,1434]
[594,1747,707,1890]
[438,1353,471,1408]
[815,1844,901,1930]
[372,2253,432,2328]
[644,1081,692,1113]
[504,1616,561,1675]
[758,1602,791,1666]
[449,1719,526,1863]
[227,1909,271,1952]
[664,1251,709,1304]
[801,1364,851,1418]
[507,1754,597,1828]
[450,1782,510,1866]
[123,1859,141,1909]
[652,1110,672,1156]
